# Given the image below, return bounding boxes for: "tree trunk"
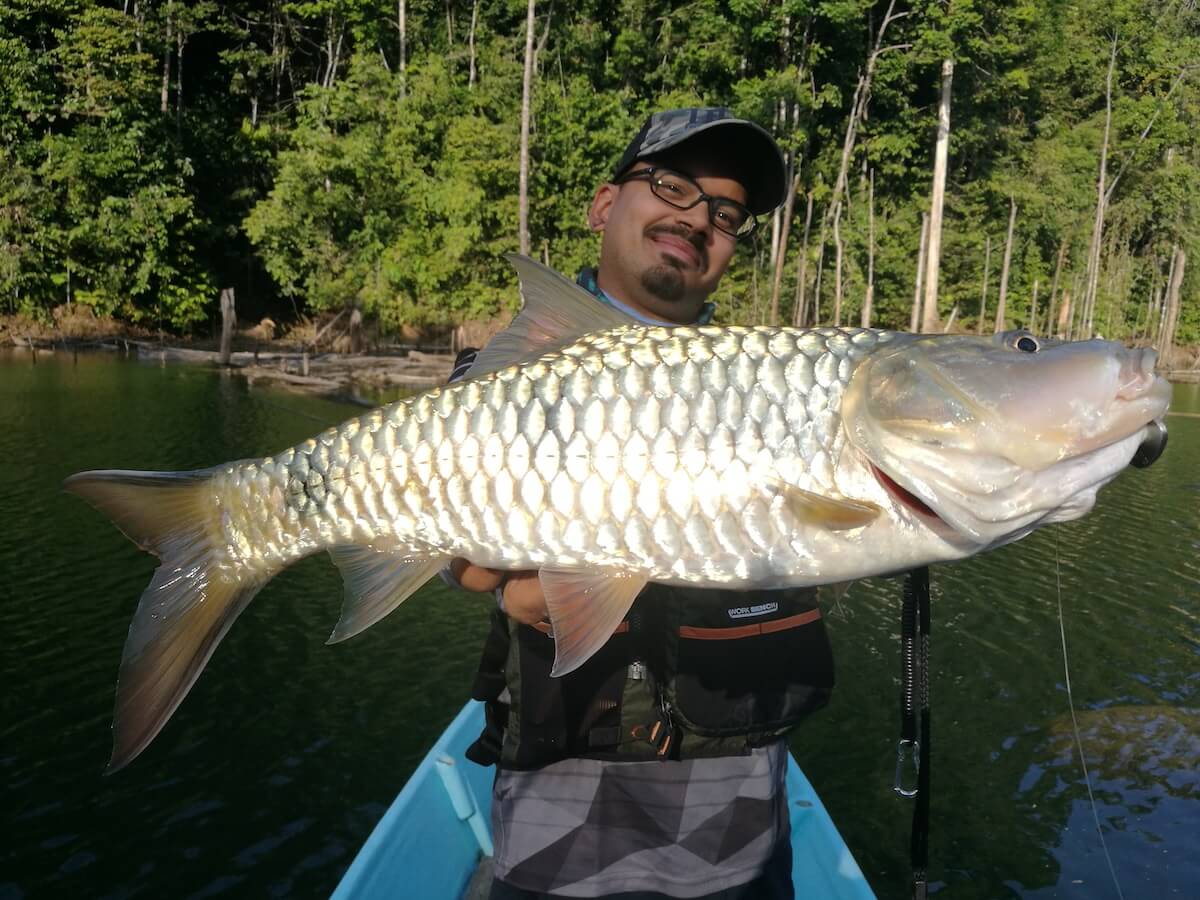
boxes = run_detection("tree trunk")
[792,192,814,327]
[1083,34,1118,338]
[1153,251,1177,347]
[943,303,959,333]
[1067,270,1084,339]
[176,27,184,130]
[832,209,844,325]
[861,168,875,328]
[349,308,364,354]
[751,247,762,324]
[995,197,1018,333]
[811,222,826,325]
[920,59,953,333]
[219,288,236,366]
[1046,237,1067,336]
[161,4,172,114]
[398,0,407,97]
[769,170,800,325]
[977,235,991,334]
[468,0,479,88]
[1156,245,1185,365]
[518,0,537,256]
[769,104,783,270]
[1028,279,1039,333]
[824,0,906,290]
[909,212,928,332]
[1057,290,1072,337]
[1136,257,1159,342]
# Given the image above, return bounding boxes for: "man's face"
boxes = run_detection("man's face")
[588,149,748,323]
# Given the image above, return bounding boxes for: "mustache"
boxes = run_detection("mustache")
[646,224,707,268]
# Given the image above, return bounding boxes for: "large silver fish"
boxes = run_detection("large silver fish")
[67,257,1171,770]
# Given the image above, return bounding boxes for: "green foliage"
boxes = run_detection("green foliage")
[0,0,1195,346]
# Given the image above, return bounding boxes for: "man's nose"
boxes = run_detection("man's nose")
[674,201,712,237]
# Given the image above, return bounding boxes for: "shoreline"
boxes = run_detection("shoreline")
[6,331,1199,388]
[3,335,456,404]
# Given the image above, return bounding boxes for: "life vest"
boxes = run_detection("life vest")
[466,584,835,769]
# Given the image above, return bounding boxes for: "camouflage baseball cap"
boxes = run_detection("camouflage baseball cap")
[613,107,787,216]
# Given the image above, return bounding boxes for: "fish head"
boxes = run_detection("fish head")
[841,330,1172,545]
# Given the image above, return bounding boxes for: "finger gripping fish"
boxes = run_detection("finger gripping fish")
[66,256,1171,770]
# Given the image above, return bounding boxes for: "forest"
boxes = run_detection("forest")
[2,0,1197,359]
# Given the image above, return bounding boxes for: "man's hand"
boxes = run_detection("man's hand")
[449,559,549,626]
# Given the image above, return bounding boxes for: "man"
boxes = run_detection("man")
[449,108,836,900]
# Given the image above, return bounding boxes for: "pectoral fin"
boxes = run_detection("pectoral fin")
[539,569,648,676]
[768,481,881,530]
[327,545,450,642]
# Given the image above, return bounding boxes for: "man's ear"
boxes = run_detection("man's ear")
[588,183,617,233]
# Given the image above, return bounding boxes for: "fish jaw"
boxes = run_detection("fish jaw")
[841,332,1172,546]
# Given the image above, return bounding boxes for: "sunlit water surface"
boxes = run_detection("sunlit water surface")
[2,352,1197,900]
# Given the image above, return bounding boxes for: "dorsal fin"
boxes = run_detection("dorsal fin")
[467,255,636,378]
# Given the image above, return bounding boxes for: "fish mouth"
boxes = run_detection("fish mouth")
[871,464,941,521]
[1130,419,1168,469]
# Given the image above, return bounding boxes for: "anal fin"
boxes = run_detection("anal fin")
[540,569,648,677]
[327,545,450,643]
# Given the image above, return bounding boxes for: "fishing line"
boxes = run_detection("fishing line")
[1054,534,1125,900]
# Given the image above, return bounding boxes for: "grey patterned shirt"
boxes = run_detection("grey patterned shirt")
[490,741,790,897]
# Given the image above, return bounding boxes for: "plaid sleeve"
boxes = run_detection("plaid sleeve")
[449,347,478,382]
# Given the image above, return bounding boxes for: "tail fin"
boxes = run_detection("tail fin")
[64,469,267,772]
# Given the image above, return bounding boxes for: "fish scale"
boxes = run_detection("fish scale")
[207,324,894,589]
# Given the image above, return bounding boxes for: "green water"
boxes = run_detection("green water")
[2,350,1197,900]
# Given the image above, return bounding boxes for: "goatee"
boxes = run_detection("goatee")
[640,263,685,302]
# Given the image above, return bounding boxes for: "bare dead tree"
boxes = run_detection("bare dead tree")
[1135,256,1160,342]
[1104,64,1198,204]
[176,17,184,128]
[161,2,172,114]
[1045,238,1067,336]
[1082,33,1118,337]
[769,169,802,325]
[995,197,1018,333]
[910,212,929,332]
[832,208,845,325]
[468,0,479,88]
[1152,251,1177,346]
[942,303,959,333]
[1156,245,1185,364]
[977,235,991,334]
[398,0,407,97]
[769,104,784,270]
[1058,287,1072,337]
[518,0,537,256]
[861,168,875,328]
[811,226,826,325]
[791,193,815,327]
[921,58,954,333]
[1028,279,1039,333]
[820,0,909,328]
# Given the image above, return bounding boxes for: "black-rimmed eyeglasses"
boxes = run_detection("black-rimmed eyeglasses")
[616,167,757,240]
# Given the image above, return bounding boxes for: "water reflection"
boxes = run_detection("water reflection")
[1,351,1196,899]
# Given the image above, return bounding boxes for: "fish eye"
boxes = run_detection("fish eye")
[1015,335,1039,353]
